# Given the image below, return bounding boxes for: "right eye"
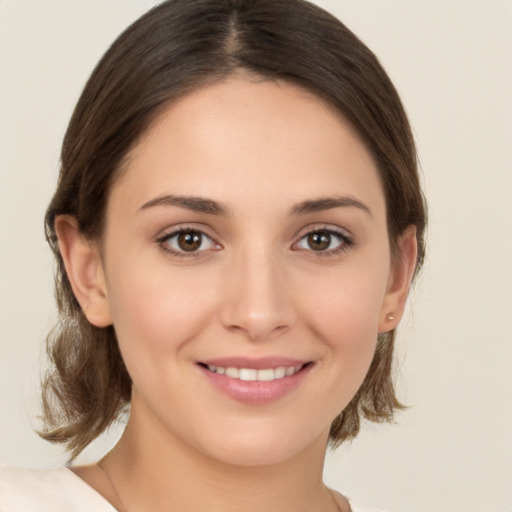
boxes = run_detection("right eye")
[158,229,218,256]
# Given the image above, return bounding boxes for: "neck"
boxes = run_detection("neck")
[101,403,341,512]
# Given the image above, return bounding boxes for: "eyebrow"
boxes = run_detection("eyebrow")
[290,196,373,218]
[139,194,373,218]
[139,194,230,216]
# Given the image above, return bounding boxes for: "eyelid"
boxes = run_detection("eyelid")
[292,224,354,255]
[155,224,221,257]
[293,223,353,241]
[154,223,354,258]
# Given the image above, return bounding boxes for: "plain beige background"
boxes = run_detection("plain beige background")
[0,1,511,511]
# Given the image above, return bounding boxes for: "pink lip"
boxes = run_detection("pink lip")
[197,358,313,405]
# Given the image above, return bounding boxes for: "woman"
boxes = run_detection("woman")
[0,0,426,510]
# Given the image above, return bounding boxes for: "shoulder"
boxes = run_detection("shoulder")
[0,465,116,512]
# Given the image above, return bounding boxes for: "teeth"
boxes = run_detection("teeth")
[274,367,286,379]
[207,364,303,381]
[225,367,239,378]
[239,368,257,381]
[257,368,274,381]
[286,366,299,376]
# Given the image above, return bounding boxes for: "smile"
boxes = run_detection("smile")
[205,364,304,382]
[198,360,313,404]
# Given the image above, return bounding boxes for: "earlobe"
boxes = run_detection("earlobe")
[378,226,418,333]
[54,215,112,328]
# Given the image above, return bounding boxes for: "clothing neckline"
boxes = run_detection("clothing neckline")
[63,465,357,512]
[61,466,118,511]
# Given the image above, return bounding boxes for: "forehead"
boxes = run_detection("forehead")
[111,77,385,218]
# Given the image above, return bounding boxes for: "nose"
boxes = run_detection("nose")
[219,246,296,342]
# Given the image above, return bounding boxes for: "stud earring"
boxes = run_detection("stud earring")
[378,313,396,335]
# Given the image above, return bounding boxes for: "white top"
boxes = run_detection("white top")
[0,465,384,512]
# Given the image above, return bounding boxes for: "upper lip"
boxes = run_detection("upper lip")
[199,357,311,370]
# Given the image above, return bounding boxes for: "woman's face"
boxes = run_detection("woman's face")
[94,78,408,466]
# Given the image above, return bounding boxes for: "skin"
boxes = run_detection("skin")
[57,77,417,512]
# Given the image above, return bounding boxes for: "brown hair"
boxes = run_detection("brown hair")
[41,0,426,458]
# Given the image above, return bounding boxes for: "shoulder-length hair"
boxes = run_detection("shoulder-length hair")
[41,0,426,459]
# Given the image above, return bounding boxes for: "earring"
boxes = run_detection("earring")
[378,313,396,335]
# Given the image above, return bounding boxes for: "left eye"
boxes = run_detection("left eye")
[295,230,348,252]
[161,229,216,253]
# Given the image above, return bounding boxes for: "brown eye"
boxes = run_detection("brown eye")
[160,229,216,255]
[295,228,350,254]
[177,231,203,252]
[307,232,331,251]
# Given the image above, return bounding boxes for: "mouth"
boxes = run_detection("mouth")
[198,362,310,382]
[197,359,314,404]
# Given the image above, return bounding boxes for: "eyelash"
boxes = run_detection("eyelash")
[293,227,354,257]
[156,226,354,258]
[156,227,219,259]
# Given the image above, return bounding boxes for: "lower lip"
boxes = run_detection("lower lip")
[198,364,313,405]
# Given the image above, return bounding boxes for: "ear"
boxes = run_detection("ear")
[54,215,112,327]
[378,225,418,333]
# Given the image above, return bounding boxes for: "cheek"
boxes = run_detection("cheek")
[300,261,389,343]
[104,256,217,364]
[295,254,390,391]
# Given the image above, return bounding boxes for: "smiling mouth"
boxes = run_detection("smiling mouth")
[197,360,314,404]
[198,363,311,382]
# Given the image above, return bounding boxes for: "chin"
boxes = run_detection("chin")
[197,422,328,468]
